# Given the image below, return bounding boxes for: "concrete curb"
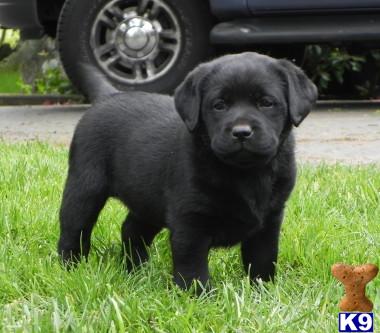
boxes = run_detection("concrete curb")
[1,94,380,110]
[315,100,380,110]
[0,94,84,106]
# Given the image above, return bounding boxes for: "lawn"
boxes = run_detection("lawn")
[0,142,379,332]
[0,70,22,94]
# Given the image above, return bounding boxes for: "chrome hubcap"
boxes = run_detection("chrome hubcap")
[90,0,182,85]
[117,17,157,57]
[124,25,149,50]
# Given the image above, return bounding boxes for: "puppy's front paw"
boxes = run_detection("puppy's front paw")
[173,274,211,295]
[58,251,82,267]
[57,241,87,267]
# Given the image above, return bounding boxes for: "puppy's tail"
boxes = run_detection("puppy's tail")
[77,63,120,102]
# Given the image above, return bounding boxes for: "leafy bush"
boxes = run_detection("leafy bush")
[0,29,20,49]
[36,67,76,95]
[303,45,365,93]
[0,29,20,62]
[354,50,380,98]
[303,45,380,99]
[19,66,76,95]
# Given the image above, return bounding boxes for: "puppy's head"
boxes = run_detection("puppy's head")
[174,52,318,168]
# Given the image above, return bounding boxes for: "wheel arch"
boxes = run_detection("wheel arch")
[36,0,66,37]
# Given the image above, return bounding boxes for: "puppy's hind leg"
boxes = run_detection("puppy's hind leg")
[58,167,108,264]
[121,212,162,271]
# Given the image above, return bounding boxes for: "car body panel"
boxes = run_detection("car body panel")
[211,14,380,44]
[0,0,41,29]
[1,0,380,48]
[209,0,380,18]
[2,0,380,30]
[247,0,380,13]
[209,0,250,18]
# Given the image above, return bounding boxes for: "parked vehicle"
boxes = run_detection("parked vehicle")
[1,0,380,96]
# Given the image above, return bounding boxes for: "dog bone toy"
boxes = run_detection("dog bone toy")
[331,263,378,312]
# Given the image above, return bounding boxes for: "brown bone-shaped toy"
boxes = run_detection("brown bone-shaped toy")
[332,263,378,312]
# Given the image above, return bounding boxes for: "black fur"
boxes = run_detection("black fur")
[58,52,317,289]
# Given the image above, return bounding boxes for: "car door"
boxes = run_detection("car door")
[247,0,380,13]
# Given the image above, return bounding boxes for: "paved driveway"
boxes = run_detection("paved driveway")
[0,105,379,164]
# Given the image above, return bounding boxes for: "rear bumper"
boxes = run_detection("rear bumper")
[0,0,41,31]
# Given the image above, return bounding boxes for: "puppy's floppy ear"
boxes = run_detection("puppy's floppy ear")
[174,64,209,132]
[278,59,318,127]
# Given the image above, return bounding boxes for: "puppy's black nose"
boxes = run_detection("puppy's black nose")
[231,125,253,141]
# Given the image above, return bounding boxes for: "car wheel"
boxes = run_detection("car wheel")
[58,0,213,96]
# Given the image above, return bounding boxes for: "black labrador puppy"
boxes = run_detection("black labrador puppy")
[58,52,317,289]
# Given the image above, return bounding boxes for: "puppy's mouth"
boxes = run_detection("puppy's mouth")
[212,143,276,168]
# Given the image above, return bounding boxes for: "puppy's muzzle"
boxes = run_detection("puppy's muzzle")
[231,125,254,142]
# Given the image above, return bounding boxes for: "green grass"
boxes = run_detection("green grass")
[0,142,379,332]
[0,70,22,93]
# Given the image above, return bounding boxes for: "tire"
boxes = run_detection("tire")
[58,0,213,96]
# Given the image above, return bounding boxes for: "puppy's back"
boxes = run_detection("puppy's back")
[68,92,186,212]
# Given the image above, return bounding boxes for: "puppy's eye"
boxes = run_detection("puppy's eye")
[258,97,274,108]
[213,99,227,111]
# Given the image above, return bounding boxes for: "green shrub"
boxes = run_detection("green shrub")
[304,45,365,93]
[0,29,19,49]
[22,67,76,95]
[303,45,380,99]
[354,50,380,98]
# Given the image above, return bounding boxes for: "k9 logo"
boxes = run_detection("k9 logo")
[339,313,373,332]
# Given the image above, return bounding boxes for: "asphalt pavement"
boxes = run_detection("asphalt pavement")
[0,104,379,164]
